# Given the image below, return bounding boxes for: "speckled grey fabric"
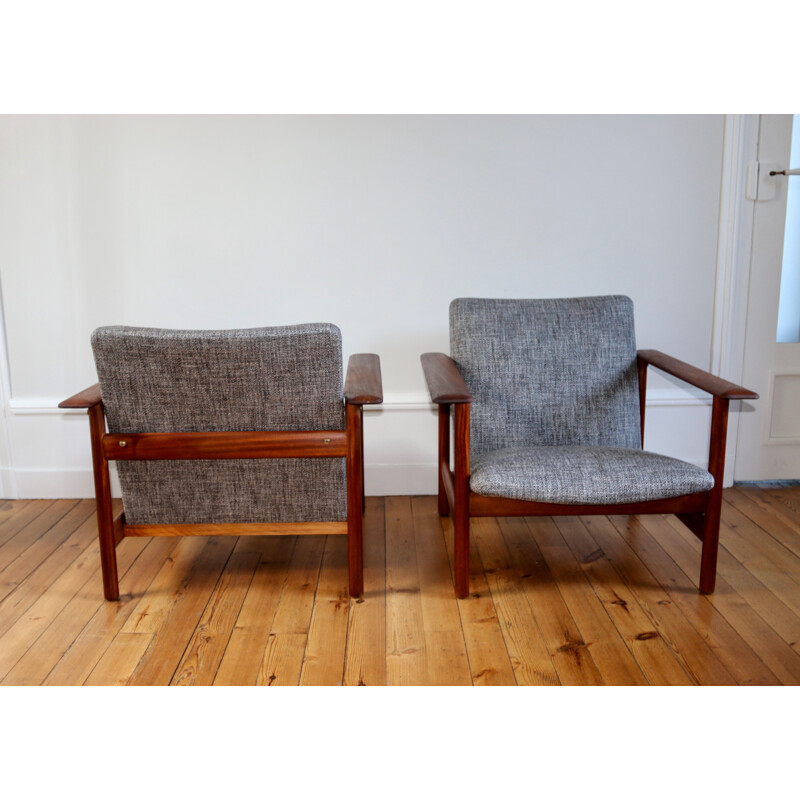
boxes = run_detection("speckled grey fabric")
[92,324,347,524]
[470,446,714,504]
[450,296,641,458]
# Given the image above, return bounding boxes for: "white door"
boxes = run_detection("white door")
[735,114,800,480]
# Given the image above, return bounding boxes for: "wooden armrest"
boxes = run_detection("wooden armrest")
[59,383,103,408]
[421,353,473,404]
[638,350,758,400]
[344,354,383,405]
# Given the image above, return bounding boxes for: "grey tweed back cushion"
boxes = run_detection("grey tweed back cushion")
[450,296,642,457]
[92,324,347,525]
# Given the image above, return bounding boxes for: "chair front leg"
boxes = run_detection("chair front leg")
[699,396,730,594]
[453,403,471,598]
[438,404,451,516]
[88,403,120,601]
[346,402,364,598]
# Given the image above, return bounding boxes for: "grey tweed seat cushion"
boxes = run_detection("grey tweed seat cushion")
[470,446,714,505]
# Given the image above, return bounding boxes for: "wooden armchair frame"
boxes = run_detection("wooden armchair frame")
[60,354,382,601]
[421,350,758,599]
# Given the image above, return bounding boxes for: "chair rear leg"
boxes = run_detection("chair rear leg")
[346,403,364,598]
[89,404,120,601]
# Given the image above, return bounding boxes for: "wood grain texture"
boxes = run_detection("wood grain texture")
[637,350,759,399]
[59,384,102,408]
[125,521,347,537]
[420,352,473,403]
[103,430,347,460]
[343,497,387,686]
[343,353,383,405]
[1,487,799,686]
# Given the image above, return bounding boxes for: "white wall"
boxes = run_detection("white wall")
[0,115,726,498]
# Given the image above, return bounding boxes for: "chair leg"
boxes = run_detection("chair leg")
[699,396,728,595]
[699,508,721,594]
[453,507,470,599]
[453,403,470,598]
[438,404,451,516]
[347,514,364,598]
[88,404,119,601]
[346,402,364,598]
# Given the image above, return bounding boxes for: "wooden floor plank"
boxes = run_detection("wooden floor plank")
[0,537,149,685]
[0,501,95,603]
[600,514,744,685]
[580,515,738,685]
[213,537,295,686]
[661,515,800,684]
[257,633,307,686]
[253,535,326,686]
[440,516,517,685]
[726,487,800,560]
[471,517,560,685]
[523,516,649,685]
[126,537,238,686]
[757,484,800,521]
[0,500,80,573]
[719,503,800,601]
[554,516,694,685]
[495,516,605,685]
[343,497,388,686]
[299,535,350,686]
[83,632,154,686]
[2,490,799,686]
[412,496,472,685]
[631,514,784,686]
[0,500,31,531]
[0,501,50,550]
[666,514,800,655]
[385,496,428,685]
[171,543,262,686]
[42,538,178,685]
[0,510,98,637]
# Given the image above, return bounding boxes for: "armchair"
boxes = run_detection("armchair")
[60,323,382,600]
[421,296,757,598]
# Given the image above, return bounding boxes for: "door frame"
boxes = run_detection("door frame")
[711,114,760,484]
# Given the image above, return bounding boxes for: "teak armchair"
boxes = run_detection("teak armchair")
[60,324,382,600]
[421,296,758,599]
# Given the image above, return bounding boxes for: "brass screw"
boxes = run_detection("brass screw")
[119,440,127,447]
[324,438,331,443]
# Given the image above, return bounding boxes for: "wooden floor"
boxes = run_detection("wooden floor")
[1,486,800,685]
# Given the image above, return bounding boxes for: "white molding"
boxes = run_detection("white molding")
[710,114,760,483]
[711,115,759,381]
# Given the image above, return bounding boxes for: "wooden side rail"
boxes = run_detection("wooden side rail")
[637,350,759,400]
[421,353,473,404]
[344,353,383,405]
[102,430,347,460]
